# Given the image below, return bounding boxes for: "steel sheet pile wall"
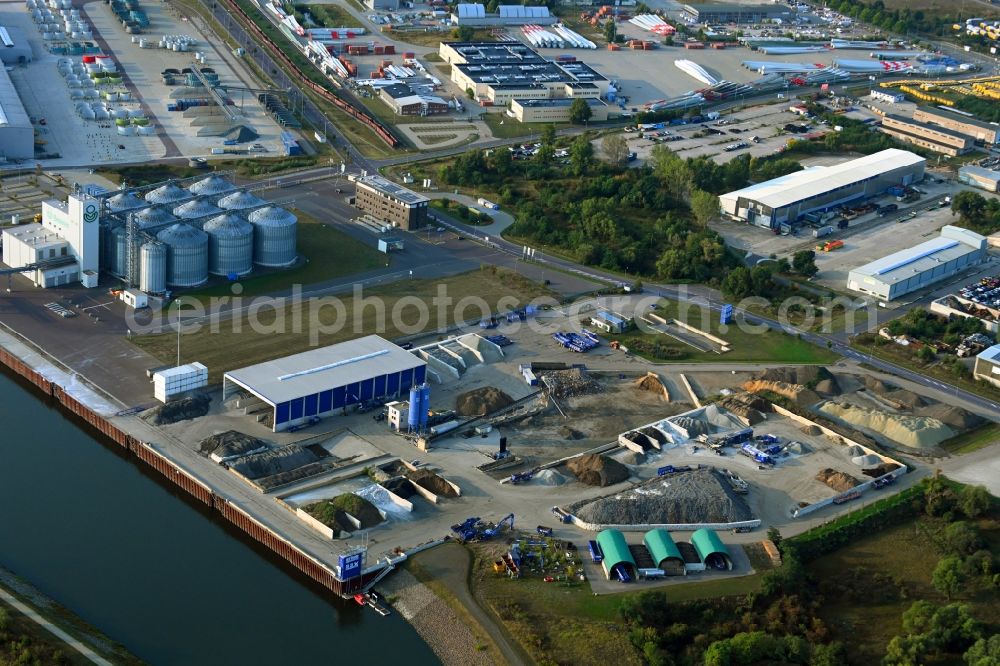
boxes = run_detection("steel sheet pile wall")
[0,345,375,598]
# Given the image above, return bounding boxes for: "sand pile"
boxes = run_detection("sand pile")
[817,401,955,449]
[864,376,891,395]
[816,468,861,493]
[743,379,821,407]
[786,441,808,454]
[455,387,514,416]
[863,376,925,409]
[570,468,753,525]
[407,468,458,497]
[634,372,669,399]
[142,394,211,425]
[534,469,567,486]
[852,454,882,467]
[800,424,821,436]
[567,454,630,487]
[916,403,984,431]
[847,444,865,457]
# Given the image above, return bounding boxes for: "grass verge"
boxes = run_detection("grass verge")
[613,299,840,364]
[130,266,554,380]
[940,422,1000,455]
[182,210,385,303]
[96,155,326,186]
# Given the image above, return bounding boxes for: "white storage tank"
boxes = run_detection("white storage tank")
[157,223,209,287]
[204,213,253,277]
[139,241,167,294]
[109,225,129,276]
[217,189,263,210]
[145,181,192,205]
[248,206,297,267]
[173,198,220,219]
[188,174,235,196]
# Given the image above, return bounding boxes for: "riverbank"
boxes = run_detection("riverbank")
[0,566,140,666]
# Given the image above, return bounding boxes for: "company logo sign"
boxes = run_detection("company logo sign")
[339,552,363,579]
[83,203,99,224]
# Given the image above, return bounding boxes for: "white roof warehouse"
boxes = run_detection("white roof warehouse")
[719,149,926,229]
[223,335,427,431]
[847,226,987,302]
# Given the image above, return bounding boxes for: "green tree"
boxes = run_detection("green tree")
[569,97,592,125]
[965,635,1000,666]
[959,485,992,519]
[945,522,983,556]
[568,135,594,175]
[455,25,475,41]
[651,145,692,200]
[603,17,616,43]
[722,267,754,300]
[932,556,967,600]
[792,250,818,276]
[810,641,847,666]
[602,134,629,167]
[690,189,719,226]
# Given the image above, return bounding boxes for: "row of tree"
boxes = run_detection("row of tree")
[951,190,1000,236]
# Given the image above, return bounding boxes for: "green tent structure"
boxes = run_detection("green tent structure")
[643,529,685,575]
[691,528,732,571]
[596,529,637,581]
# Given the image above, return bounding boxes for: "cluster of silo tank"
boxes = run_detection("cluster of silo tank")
[116,176,299,293]
[406,384,431,431]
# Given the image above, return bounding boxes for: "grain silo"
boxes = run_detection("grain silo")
[188,175,235,197]
[217,189,264,211]
[144,182,192,205]
[173,198,221,220]
[156,223,209,287]
[204,213,253,277]
[105,191,144,213]
[139,241,167,294]
[248,206,297,267]
[109,225,129,276]
[132,207,177,230]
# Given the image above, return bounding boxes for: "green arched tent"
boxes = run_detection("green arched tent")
[691,528,732,571]
[596,529,637,581]
[643,529,685,574]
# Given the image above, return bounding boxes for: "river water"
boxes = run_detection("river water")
[0,369,439,665]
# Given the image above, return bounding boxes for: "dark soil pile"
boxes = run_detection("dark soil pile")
[816,468,861,493]
[915,403,984,431]
[862,462,902,478]
[141,394,211,425]
[634,372,668,397]
[558,426,585,440]
[455,387,514,416]
[306,493,383,531]
[716,393,770,425]
[382,477,417,499]
[566,454,630,487]
[407,468,458,497]
[198,430,265,457]
[228,445,317,480]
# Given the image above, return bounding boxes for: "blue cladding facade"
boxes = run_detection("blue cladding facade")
[272,366,425,429]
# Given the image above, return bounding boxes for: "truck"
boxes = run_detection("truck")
[812,225,834,238]
[477,198,500,210]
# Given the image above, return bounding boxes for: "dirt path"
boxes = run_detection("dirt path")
[0,586,114,666]
[409,544,529,666]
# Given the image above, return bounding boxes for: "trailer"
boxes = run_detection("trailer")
[587,540,603,563]
[536,525,554,537]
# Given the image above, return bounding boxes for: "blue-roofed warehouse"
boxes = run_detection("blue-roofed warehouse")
[847,225,986,301]
[223,335,427,432]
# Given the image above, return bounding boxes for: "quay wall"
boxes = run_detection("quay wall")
[0,344,375,598]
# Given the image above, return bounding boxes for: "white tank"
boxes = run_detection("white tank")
[204,213,253,277]
[156,223,209,287]
[139,242,167,294]
[248,206,297,267]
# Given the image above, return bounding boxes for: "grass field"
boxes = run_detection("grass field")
[183,211,385,303]
[940,422,1000,455]
[130,267,553,379]
[810,513,1000,665]
[613,299,840,364]
[292,4,362,28]
[96,155,328,187]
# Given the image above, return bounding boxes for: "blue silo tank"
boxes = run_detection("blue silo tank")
[419,384,430,429]
[407,385,421,430]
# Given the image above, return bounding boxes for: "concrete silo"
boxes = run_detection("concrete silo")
[156,223,209,287]
[247,206,297,267]
[204,213,253,277]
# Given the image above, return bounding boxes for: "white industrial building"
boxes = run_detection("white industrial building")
[847,226,988,301]
[0,26,33,65]
[1,191,101,287]
[719,149,926,230]
[222,335,428,432]
[0,63,35,160]
[450,3,556,26]
[154,362,208,403]
[973,344,1000,388]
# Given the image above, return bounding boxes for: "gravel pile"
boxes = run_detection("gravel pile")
[229,445,318,480]
[141,394,210,425]
[198,430,265,458]
[916,403,984,431]
[567,454,629,487]
[541,368,602,398]
[534,469,567,486]
[570,468,754,525]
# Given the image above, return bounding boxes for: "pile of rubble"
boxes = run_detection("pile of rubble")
[541,368,603,399]
[141,394,211,425]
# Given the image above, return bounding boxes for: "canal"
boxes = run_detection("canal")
[0,369,440,665]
